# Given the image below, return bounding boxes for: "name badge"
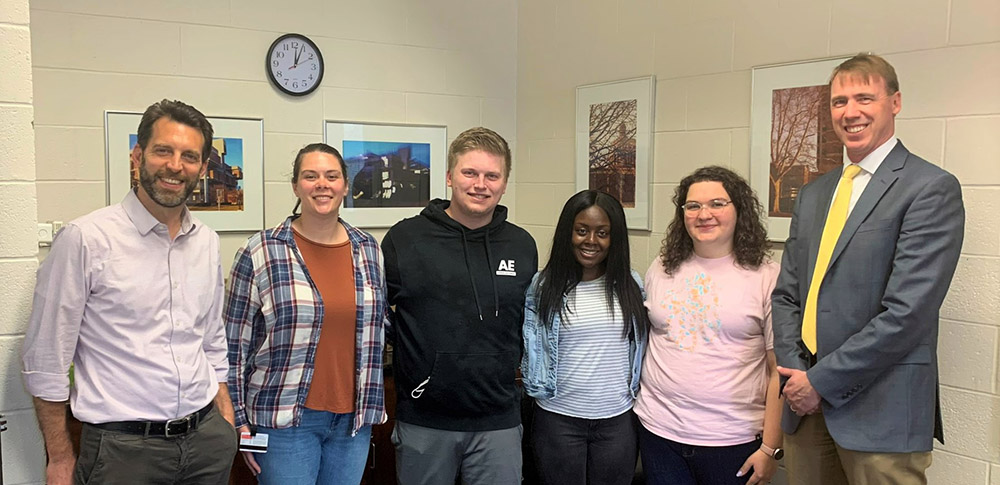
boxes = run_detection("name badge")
[239,432,269,453]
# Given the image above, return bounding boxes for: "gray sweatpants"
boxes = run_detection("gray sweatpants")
[392,421,522,485]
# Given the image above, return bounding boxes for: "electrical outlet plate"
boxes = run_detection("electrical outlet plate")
[38,222,54,246]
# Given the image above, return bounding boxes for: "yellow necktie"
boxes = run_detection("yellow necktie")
[801,164,862,354]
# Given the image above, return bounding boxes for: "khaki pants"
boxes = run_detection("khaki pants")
[784,412,932,485]
[74,406,238,485]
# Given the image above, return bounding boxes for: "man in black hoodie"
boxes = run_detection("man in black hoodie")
[382,127,537,484]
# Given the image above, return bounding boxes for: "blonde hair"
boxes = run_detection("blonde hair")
[830,53,899,94]
[447,127,512,178]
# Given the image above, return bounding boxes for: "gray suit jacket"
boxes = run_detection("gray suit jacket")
[772,141,964,453]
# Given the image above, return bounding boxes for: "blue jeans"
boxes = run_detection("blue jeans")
[254,409,372,485]
[639,424,760,485]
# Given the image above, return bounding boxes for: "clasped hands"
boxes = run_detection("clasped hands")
[776,366,821,416]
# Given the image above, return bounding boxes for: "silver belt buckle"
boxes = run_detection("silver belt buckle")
[164,414,192,437]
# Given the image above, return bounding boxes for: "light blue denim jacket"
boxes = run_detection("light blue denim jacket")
[520,270,647,400]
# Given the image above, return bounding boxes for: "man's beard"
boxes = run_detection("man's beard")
[138,154,200,208]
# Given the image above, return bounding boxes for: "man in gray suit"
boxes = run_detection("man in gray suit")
[772,53,964,484]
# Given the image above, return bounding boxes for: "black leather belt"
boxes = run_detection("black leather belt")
[90,402,214,437]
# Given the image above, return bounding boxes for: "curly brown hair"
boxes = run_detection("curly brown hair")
[659,166,770,275]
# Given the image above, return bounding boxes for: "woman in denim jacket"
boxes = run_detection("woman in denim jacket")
[521,190,650,485]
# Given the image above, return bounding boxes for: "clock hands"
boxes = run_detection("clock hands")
[290,44,305,70]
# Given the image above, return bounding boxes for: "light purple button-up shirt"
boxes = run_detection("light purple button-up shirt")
[22,190,228,423]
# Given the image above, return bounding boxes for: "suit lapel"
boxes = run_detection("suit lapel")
[827,143,908,269]
[805,171,840,290]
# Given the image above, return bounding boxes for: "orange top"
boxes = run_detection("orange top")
[294,229,357,414]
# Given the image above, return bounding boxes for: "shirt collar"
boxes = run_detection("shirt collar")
[122,189,196,236]
[850,137,897,175]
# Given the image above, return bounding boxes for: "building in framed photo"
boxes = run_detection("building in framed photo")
[127,135,246,211]
[588,99,638,208]
[106,111,264,232]
[342,140,431,209]
[768,84,843,216]
[325,121,446,227]
[576,76,654,230]
[751,57,848,240]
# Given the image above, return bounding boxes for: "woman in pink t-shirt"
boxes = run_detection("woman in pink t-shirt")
[635,166,783,485]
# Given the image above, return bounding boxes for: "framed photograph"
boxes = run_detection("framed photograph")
[324,121,447,228]
[751,57,848,241]
[576,76,655,231]
[105,111,265,232]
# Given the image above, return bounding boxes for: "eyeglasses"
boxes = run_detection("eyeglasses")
[682,199,732,213]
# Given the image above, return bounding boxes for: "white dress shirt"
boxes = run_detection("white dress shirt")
[22,190,228,423]
[830,137,898,216]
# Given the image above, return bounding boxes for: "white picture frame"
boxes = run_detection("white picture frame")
[105,111,265,232]
[324,121,447,228]
[750,57,849,241]
[575,76,655,231]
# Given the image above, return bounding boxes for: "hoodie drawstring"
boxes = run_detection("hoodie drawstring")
[459,226,501,321]
[484,231,499,317]
[459,227,485,321]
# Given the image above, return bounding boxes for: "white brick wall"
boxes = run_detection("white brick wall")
[10,0,998,482]
[29,1,519,277]
[928,449,992,484]
[516,0,1000,483]
[0,0,37,484]
[14,1,518,483]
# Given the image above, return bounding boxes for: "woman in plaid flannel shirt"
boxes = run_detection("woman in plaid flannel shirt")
[224,143,388,485]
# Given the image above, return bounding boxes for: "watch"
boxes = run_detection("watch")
[760,443,784,460]
[266,33,324,96]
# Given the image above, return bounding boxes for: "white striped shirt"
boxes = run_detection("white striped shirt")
[537,276,633,419]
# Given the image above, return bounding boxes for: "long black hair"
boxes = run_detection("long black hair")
[537,190,649,339]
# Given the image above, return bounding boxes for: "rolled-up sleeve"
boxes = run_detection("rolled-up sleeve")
[21,224,90,401]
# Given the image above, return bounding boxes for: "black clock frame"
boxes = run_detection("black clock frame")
[266,33,324,97]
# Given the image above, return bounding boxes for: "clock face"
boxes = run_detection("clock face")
[266,33,324,96]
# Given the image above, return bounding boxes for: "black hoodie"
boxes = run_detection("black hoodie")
[382,199,537,431]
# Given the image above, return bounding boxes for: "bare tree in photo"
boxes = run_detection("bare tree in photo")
[769,85,842,217]
[589,99,637,207]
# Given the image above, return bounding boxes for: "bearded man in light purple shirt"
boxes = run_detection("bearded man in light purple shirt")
[22,99,238,485]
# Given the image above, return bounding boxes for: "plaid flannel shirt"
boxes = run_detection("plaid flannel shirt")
[225,216,387,434]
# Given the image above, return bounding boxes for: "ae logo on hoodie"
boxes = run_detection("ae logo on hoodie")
[496,259,517,277]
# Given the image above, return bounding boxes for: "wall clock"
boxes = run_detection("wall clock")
[266,33,324,96]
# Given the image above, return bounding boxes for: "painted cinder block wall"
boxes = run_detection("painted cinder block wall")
[5,1,518,483]
[27,0,519,272]
[514,1,1000,484]
[3,0,998,484]
[0,0,47,483]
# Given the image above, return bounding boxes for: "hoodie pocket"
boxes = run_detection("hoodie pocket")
[414,351,517,417]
